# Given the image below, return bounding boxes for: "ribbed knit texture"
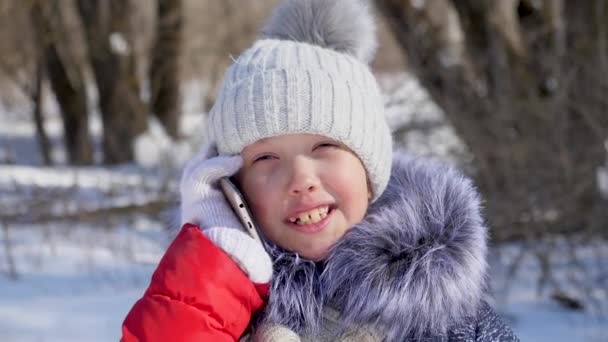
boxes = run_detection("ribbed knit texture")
[244,307,382,342]
[208,38,393,201]
[204,227,273,284]
[241,302,518,342]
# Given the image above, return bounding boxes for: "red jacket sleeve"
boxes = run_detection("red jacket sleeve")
[121,224,269,342]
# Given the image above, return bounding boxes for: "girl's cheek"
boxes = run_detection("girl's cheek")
[258,164,288,189]
[246,171,279,203]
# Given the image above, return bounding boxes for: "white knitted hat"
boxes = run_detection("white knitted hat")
[208,0,393,201]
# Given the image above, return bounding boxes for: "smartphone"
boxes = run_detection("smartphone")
[219,177,265,247]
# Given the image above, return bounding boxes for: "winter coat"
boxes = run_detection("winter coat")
[121,152,519,341]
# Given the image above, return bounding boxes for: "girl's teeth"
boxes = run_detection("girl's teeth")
[309,209,321,222]
[289,206,331,225]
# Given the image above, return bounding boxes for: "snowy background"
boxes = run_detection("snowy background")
[1,74,607,342]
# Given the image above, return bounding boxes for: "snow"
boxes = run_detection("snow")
[1,73,607,341]
[489,239,608,342]
[109,32,130,56]
[0,222,166,342]
[134,117,194,169]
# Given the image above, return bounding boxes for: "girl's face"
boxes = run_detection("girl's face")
[237,134,370,260]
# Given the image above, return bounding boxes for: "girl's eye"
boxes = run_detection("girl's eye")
[315,142,339,150]
[253,154,276,163]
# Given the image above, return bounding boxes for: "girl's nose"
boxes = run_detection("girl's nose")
[289,179,318,195]
[287,158,320,195]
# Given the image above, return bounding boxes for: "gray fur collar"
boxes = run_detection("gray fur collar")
[258,151,489,341]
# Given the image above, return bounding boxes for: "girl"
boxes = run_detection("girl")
[122,0,518,341]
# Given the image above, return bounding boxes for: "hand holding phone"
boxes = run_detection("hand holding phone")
[180,145,272,282]
[219,178,264,246]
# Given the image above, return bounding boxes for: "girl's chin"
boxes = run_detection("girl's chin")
[298,249,328,261]
[269,222,350,260]
[290,240,335,260]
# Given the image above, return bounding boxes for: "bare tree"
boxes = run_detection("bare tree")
[377,0,608,240]
[76,0,148,164]
[30,52,53,166]
[0,1,53,165]
[149,0,183,139]
[181,0,280,109]
[31,0,93,165]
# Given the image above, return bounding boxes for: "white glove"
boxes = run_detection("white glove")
[180,144,272,283]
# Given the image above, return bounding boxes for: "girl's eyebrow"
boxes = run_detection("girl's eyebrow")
[247,143,272,154]
[249,137,275,150]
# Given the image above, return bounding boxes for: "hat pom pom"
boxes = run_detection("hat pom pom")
[261,0,378,64]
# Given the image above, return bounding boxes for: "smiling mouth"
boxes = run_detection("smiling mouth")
[287,205,335,225]
[286,206,335,234]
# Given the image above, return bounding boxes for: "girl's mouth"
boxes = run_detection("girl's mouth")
[286,206,335,234]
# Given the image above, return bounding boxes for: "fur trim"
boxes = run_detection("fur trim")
[257,246,324,336]
[261,0,378,63]
[258,151,489,340]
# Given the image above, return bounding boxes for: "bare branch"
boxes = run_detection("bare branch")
[487,0,527,58]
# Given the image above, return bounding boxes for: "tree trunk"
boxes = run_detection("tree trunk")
[76,0,147,164]
[31,0,93,165]
[32,58,53,166]
[378,0,608,240]
[150,0,183,139]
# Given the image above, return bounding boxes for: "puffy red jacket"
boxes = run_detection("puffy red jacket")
[122,223,269,341]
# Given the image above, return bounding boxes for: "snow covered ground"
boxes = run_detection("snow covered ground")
[489,241,608,342]
[1,75,607,341]
[0,221,166,342]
